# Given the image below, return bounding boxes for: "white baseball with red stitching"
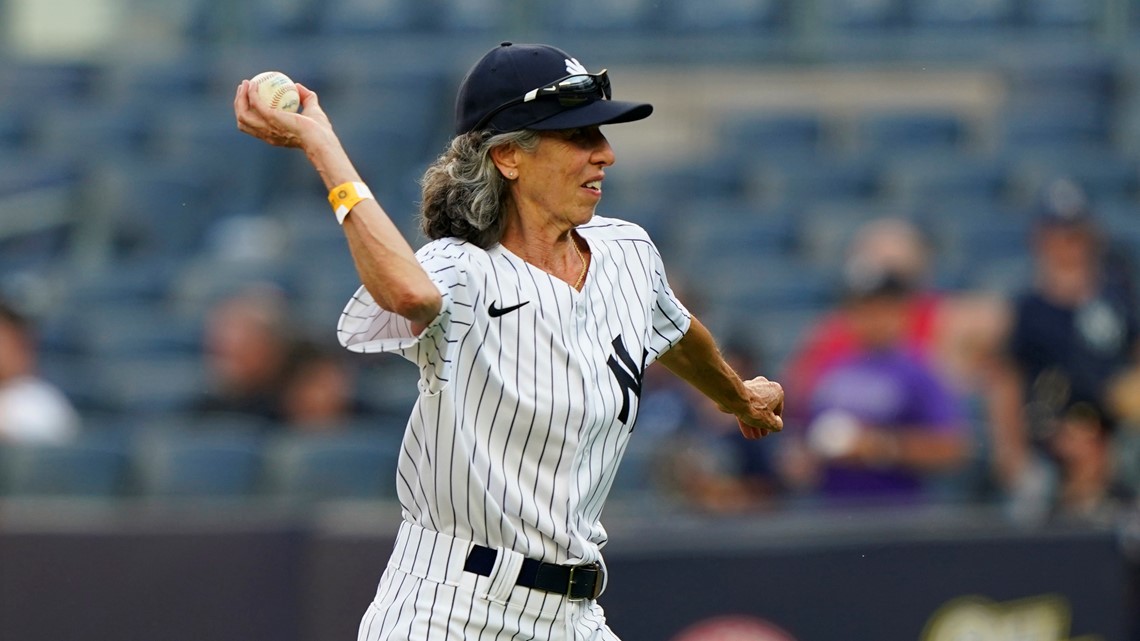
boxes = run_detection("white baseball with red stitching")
[250,71,300,113]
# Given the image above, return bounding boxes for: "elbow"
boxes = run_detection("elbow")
[375,283,441,325]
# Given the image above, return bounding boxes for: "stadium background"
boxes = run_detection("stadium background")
[1,0,1139,639]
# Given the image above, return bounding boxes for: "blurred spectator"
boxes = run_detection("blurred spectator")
[193,284,292,423]
[656,341,782,513]
[279,339,362,432]
[0,298,80,444]
[785,217,1007,427]
[778,267,971,504]
[987,180,1140,515]
[1047,401,1135,524]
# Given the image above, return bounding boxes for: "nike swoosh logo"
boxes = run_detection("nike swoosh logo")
[488,301,529,318]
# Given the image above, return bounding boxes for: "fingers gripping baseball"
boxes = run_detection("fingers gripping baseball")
[234,80,331,148]
[737,377,784,440]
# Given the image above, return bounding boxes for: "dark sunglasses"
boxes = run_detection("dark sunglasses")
[472,70,611,132]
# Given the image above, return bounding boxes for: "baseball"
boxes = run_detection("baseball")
[250,71,301,113]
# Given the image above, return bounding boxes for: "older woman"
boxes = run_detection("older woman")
[235,42,783,641]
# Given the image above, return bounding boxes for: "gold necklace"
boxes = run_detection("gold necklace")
[571,236,588,290]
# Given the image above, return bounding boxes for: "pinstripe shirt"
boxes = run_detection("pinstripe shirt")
[337,216,690,565]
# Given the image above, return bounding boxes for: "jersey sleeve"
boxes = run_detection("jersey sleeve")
[336,241,477,394]
[645,241,691,366]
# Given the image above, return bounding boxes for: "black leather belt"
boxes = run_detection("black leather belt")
[463,544,603,601]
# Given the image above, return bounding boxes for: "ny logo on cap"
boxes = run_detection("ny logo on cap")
[565,58,588,75]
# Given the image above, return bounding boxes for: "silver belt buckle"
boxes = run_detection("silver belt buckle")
[567,563,602,601]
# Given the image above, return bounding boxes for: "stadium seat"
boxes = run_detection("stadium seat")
[817,0,906,31]
[755,156,883,204]
[317,0,429,34]
[1000,98,1112,150]
[80,302,201,359]
[93,354,206,416]
[0,107,30,152]
[718,112,828,160]
[101,161,230,260]
[661,0,789,32]
[538,0,660,32]
[606,433,663,503]
[1012,152,1139,202]
[0,436,132,497]
[244,0,321,38]
[1022,0,1105,29]
[434,0,510,31]
[910,0,1017,28]
[136,430,265,498]
[885,155,1011,204]
[29,104,154,163]
[266,432,402,501]
[63,256,181,309]
[857,110,966,154]
[0,60,100,109]
[670,200,800,268]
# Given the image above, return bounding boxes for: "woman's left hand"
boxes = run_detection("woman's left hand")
[736,376,784,439]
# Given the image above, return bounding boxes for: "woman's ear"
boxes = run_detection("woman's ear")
[490,143,520,180]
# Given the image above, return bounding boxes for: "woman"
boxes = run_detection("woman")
[236,42,784,641]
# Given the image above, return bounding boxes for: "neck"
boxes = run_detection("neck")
[500,209,588,289]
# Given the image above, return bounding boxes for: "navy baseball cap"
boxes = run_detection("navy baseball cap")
[454,42,653,136]
[1035,177,1095,229]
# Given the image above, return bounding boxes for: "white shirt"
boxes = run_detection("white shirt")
[337,216,690,564]
[0,376,80,444]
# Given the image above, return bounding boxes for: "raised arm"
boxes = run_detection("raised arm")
[656,317,784,439]
[234,80,440,330]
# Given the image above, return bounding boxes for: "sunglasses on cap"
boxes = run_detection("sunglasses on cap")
[472,70,612,132]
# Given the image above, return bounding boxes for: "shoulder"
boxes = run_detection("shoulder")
[415,237,495,274]
[578,216,654,245]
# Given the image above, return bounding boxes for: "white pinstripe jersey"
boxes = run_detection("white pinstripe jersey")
[337,216,690,566]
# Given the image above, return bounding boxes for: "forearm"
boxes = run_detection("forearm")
[896,430,969,471]
[657,317,749,414]
[855,427,969,472]
[985,358,1030,484]
[304,136,440,326]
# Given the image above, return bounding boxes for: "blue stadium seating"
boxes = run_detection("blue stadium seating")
[661,0,789,32]
[757,155,883,204]
[317,0,430,34]
[670,200,800,264]
[885,155,1012,204]
[0,436,132,497]
[266,432,402,501]
[817,0,907,30]
[434,0,510,32]
[718,112,828,159]
[1001,98,1113,150]
[8,0,1140,514]
[910,0,1018,28]
[857,110,966,153]
[1023,0,1105,29]
[0,107,30,152]
[80,302,201,359]
[93,354,206,416]
[137,430,265,498]
[538,0,660,32]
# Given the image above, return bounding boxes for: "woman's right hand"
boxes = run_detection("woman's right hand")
[234,80,335,150]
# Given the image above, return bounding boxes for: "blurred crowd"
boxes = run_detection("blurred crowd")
[2,178,1139,524]
[640,178,1140,524]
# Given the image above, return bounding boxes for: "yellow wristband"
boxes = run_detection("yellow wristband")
[328,181,374,224]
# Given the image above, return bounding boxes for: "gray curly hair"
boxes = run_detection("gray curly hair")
[418,129,541,249]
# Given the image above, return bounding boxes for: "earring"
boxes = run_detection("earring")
[508,171,516,179]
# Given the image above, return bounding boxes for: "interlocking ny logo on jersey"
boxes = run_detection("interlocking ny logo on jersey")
[488,300,529,318]
[606,335,645,428]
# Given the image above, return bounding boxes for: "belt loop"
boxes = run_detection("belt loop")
[483,547,524,604]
